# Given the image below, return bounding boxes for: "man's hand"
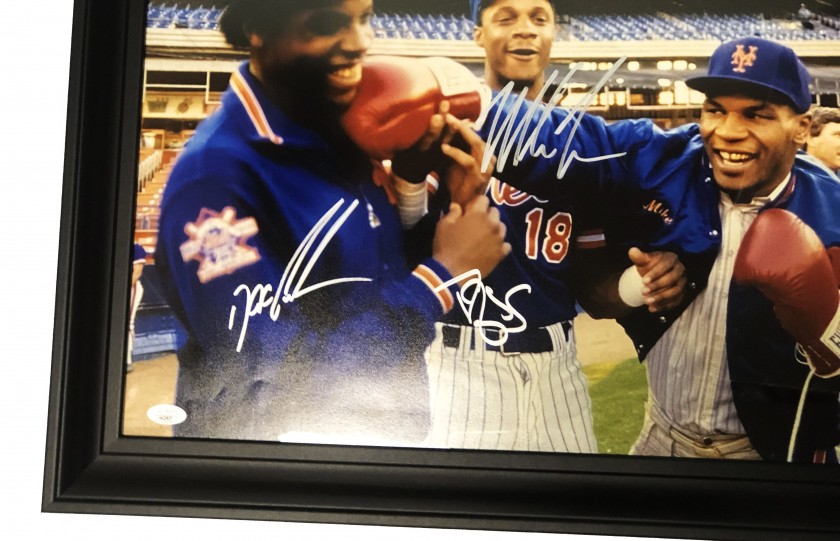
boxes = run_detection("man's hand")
[433,196,511,283]
[440,115,496,208]
[390,101,450,183]
[628,247,687,313]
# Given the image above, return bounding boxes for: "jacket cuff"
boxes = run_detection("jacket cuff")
[411,258,458,314]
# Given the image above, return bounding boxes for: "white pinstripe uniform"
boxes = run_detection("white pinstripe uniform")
[405,0,600,452]
[424,320,597,452]
[631,178,791,459]
[404,173,601,453]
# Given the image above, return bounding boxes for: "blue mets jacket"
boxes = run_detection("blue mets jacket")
[155,63,460,443]
[481,94,840,461]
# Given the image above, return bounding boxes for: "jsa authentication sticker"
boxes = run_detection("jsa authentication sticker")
[147,404,187,426]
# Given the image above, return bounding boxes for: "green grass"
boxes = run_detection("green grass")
[583,358,649,455]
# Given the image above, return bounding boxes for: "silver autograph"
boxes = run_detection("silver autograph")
[480,56,629,179]
[228,198,372,352]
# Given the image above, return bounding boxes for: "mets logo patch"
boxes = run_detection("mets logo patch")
[180,207,261,283]
[731,44,758,73]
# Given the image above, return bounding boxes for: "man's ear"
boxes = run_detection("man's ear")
[793,112,813,147]
[249,32,263,48]
[474,25,483,47]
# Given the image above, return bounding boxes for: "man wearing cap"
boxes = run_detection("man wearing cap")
[611,38,840,462]
[462,36,840,461]
[343,35,840,460]
[491,36,840,461]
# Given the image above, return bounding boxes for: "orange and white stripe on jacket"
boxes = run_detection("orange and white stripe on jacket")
[412,264,455,313]
[230,70,284,146]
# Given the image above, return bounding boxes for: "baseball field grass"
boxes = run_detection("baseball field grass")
[583,357,648,455]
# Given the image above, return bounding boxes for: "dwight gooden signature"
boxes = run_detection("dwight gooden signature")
[227,198,372,352]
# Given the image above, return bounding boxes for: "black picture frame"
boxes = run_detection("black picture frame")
[42,0,840,539]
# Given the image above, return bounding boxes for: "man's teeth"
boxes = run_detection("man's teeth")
[334,66,357,78]
[719,151,752,162]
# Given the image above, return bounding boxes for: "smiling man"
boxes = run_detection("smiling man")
[411,0,685,453]
[618,38,840,461]
[154,0,510,444]
[473,0,555,101]
[521,37,840,462]
[456,35,840,461]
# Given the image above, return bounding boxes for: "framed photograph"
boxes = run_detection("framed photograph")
[43,0,840,539]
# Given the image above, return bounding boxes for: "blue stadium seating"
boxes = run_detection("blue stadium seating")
[565,12,839,41]
[145,5,839,44]
[147,3,840,41]
[147,3,222,30]
[371,12,474,40]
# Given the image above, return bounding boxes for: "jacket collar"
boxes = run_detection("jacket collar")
[701,151,796,209]
[223,62,329,151]
[229,62,284,145]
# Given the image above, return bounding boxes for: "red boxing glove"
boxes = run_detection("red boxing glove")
[341,56,488,160]
[828,246,840,286]
[733,209,840,378]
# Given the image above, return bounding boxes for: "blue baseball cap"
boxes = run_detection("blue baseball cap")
[685,37,811,113]
[470,0,557,25]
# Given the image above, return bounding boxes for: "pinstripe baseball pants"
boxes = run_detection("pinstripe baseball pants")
[424,321,598,452]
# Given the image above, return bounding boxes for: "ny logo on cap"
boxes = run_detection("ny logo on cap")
[730,45,758,73]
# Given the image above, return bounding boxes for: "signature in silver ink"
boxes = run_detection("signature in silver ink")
[228,198,372,352]
[479,56,628,179]
[436,270,531,347]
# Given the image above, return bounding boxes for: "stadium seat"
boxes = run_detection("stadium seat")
[144,7,840,43]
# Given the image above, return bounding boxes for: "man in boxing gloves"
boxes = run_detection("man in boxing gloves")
[610,39,840,462]
[154,0,509,444]
[342,37,840,461]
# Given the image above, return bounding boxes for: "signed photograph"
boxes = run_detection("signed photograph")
[123,0,840,466]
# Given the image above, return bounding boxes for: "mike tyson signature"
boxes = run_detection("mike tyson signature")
[436,270,531,347]
[228,198,372,352]
[479,56,628,180]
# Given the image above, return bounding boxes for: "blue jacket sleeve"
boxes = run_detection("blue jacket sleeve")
[157,153,456,363]
[155,149,457,440]
[474,90,656,199]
